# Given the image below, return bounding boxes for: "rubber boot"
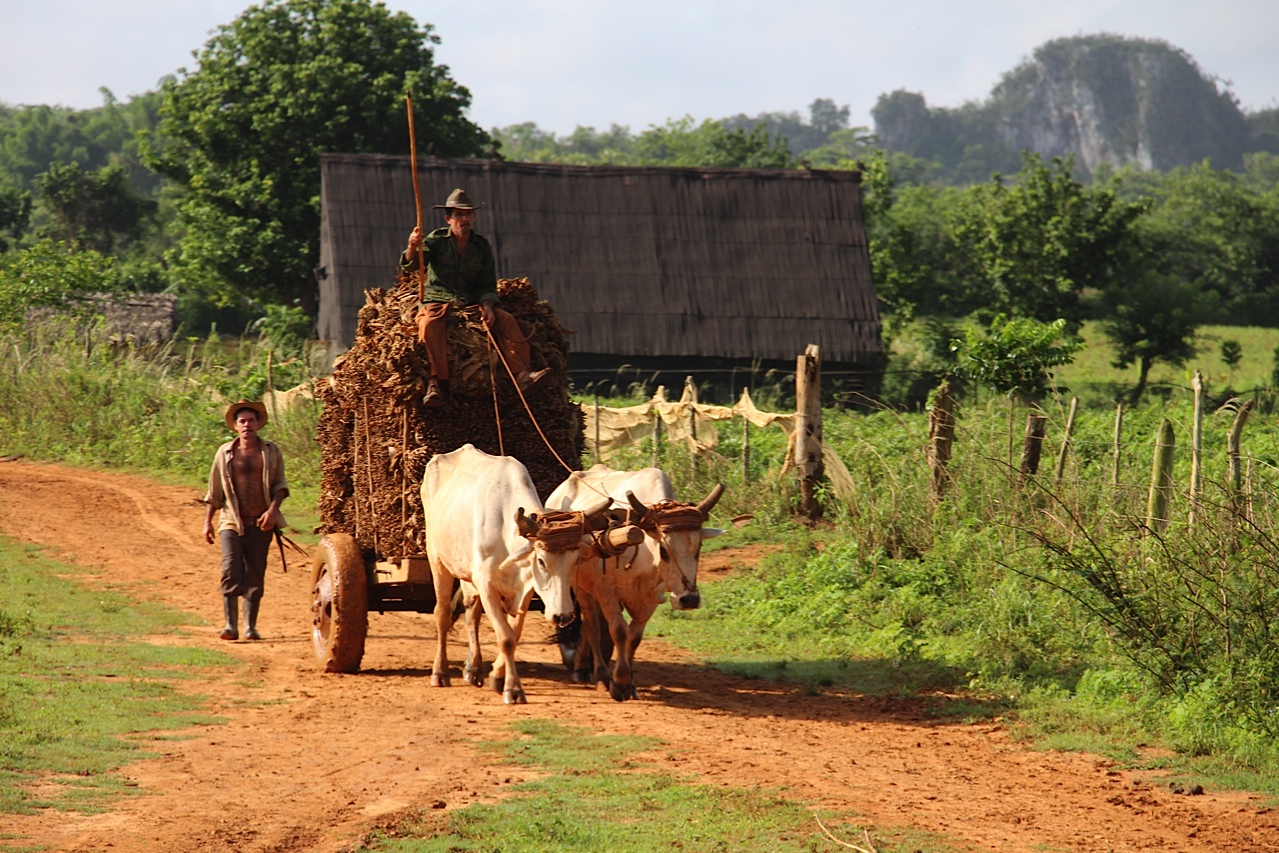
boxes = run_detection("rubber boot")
[219,595,238,641]
[244,597,262,641]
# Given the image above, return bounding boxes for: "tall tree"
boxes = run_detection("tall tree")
[146,0,487,310]
[1100,275,1205,404]
[0,185,31,252]
[951,153,1145,329]
[33,162,155,254]
[1133,162,1279,324]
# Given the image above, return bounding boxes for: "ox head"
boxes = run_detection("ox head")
[625,483,725,610]
[514,497,613,625]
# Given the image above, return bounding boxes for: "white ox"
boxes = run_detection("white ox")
[547,465,724,701]
[422,444,609,704]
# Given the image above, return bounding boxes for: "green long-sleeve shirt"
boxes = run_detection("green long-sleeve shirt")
[400,226,500,306]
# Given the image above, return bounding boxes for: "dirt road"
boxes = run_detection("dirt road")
[1,460,1277,852]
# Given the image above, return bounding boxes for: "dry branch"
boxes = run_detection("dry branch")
[317,273,584,558]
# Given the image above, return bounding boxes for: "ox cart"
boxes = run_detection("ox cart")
[307,275,585,674]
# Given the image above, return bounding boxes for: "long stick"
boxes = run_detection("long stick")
[406,90,425,303]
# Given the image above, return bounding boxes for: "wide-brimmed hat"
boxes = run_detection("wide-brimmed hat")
[224,400,269,431]
[431,188,484,211]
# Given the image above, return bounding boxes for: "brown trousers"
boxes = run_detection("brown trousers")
[415,302,531,381]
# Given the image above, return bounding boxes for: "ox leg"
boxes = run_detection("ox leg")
[594,591,635,702]
[479,588,525,704]
[576,590,614,688]
[612,600,658,701]
[462,588,486,688]
[429,567,455,687]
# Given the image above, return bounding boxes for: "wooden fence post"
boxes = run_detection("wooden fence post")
[1019,412,1048,483]
[265,348,275,422]
[1146,418,1175,536]
[1053,397,1078,486]
[794,344,824,522]
[652,405,662,467]
[1189,372,1203,526]
[593,394,601,466]
[741,388,751,485]
[928,381,956,504]
[1228,399,1254,516]
[1111,401,1125,507]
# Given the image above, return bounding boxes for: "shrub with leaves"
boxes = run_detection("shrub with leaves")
[0,239,119,326]
[955,314,1082,404]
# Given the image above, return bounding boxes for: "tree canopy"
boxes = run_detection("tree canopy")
[949,154,1145,329]
[146,0,487,310]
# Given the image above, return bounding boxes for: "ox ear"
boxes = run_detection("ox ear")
[515,507,538,538]
[696,483,726,519]
[700,527,725,541]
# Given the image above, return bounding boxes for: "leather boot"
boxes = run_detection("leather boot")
[244,597,262,641]
[219,595,238,641]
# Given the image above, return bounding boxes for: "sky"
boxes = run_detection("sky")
[2,0,1277,136]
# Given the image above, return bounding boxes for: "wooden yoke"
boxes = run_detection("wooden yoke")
[406,90,425,303]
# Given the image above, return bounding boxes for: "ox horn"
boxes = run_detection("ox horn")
[582,496,612,521]
[626,490,650,519]
[515,506,538,538]
[696,483,726,519]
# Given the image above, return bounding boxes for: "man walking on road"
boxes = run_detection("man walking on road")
[202,400,289,641]
[401,187,549,406]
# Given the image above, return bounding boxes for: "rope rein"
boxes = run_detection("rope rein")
[486,332,505,456]
[483,322,591,482]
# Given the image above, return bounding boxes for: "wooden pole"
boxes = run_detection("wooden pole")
[742,387,751,485]
[927,381,956,504]
[1146,418,1176,536]
[1189,371,1204,526]
[401,408,409,552]
[1228,399,1254,516]
[1018,412,1048,483]
[265,348,275,423]
[652,403,662,468]
[406,90,425,303]
[362,397,381,555]
[1111,401,1125,506]
[1052,397,1078,486]
[593,394,601,465]
[794,344,824,521]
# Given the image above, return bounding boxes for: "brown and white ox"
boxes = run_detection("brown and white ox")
[422,444,611,704]
[547,465,725,701]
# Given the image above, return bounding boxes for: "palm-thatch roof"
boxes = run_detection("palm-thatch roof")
[318,154,881,395]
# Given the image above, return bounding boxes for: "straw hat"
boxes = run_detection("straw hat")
[431,188,484,210]
[224,400,269,431]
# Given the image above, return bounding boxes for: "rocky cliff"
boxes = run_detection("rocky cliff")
[874,35,1254,179]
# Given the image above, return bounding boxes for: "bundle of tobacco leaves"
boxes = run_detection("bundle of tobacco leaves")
[317,273,584,559]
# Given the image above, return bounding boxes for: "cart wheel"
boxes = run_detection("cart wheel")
[311,533,368,673]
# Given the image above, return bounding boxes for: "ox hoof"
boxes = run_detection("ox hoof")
[609,682,638,702]
[430,672,451,687]
[559,643,577,670]
[464,667,484,688]
[572,669,593,685]
[490,675,505,695]
[503,689,528,705]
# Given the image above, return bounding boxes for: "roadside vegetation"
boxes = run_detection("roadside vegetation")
[7,316,1279,802]
[0,535,230,816]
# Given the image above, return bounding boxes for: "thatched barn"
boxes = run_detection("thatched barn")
[317,155,882,400]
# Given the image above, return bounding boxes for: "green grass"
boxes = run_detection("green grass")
[1056,322,1279,404]
[358,720,950,853]
[0,536,232,818]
